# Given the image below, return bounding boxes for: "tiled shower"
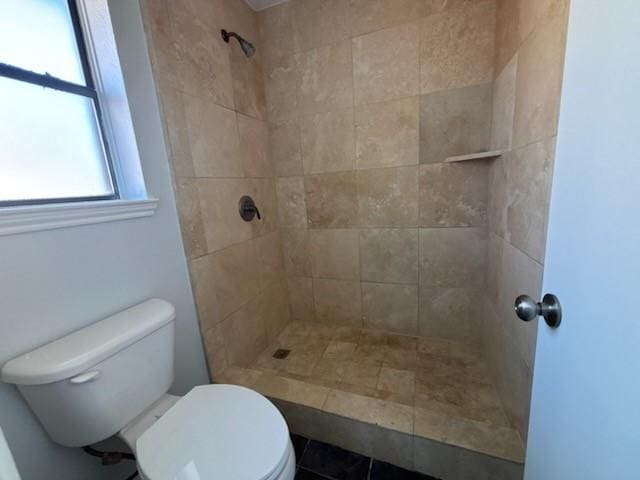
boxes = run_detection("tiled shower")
[141,0,569,477]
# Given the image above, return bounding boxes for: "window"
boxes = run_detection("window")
[0,0,117,206]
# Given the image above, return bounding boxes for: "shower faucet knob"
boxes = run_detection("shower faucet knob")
[239,195,261,222]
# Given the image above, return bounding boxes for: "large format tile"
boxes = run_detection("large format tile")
[359,228,419,284]
[184,97,242,177]
[296,40,354,115]
[362,283,419,335]
[357,167,419,227]
[322,390,414,434]
[420,1,495,94]
[349,0,434,37]
[355,97,419,169]
[291,0,351,52]
[419,83,493,164]
[264,54,300,122]
[287,277,316,322]
[254,374,330,409]
[237,114,272,178]
[220,294,269,367]
[229,45,266,121]
[255,232,285,289]
[353,22,420,105]
[419,163,488,228]
[309,229,360,280]
[281,228,312,276]
[174,177,207,259]
[491,54,518,152]
[512,0,569,148]
[313,278,362,327]
[276,177,308,228]
[419,287,480,344]
[494,0,520,75]
[305,172,359,228]
[269,120,303,177]
[301,108,356,174]
[255,280,290,344]
[419,228,487,288]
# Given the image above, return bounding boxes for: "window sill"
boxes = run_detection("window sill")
[0,198,159,237]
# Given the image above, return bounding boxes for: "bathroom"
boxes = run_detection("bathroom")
[1,0,638,479]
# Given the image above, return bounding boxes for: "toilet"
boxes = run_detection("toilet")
[0,299,296,480]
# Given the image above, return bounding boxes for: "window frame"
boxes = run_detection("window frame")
[0,0,119,207]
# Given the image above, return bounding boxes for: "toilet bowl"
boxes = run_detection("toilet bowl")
[124,385,295,480]
[0,299,295,480]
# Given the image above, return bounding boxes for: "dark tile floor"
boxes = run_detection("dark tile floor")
[293,434,439,480]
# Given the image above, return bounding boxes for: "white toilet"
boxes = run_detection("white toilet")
[0,299,296,480]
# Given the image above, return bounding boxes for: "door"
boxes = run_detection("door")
[524,1,640,479]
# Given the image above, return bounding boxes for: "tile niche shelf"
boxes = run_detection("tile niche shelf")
[444,150,503,163]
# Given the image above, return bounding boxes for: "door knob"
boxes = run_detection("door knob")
[514,294,562,328]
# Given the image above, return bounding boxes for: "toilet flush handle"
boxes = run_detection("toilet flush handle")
[69,370,101,385]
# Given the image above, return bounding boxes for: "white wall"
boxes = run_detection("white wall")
[0,2,209,479]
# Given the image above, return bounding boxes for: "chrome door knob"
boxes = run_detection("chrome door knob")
[515,294,562,328]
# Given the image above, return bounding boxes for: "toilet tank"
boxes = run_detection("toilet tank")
[0,299,175,447]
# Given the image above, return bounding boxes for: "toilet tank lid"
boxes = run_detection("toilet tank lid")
[1,299,175,386]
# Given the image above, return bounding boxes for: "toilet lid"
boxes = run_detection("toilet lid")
[136,385,290,480]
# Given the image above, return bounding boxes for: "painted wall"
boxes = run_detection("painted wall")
[482,0,570,441]
[0,1,208,479]
[139,0,290,377]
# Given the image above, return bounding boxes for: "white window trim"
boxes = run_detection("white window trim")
[1,0,157,236]
[0,198,159,236]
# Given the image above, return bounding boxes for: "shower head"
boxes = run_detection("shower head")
[221,29,256,58]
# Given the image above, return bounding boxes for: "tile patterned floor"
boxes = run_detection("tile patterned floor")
[293,434,437,480]
[219,322,524,463]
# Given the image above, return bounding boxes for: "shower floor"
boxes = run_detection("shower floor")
[219,322,524,477]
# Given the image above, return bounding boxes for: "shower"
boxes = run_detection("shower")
[220,29,255,57]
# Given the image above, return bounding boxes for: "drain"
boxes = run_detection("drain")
[272,349,291,359]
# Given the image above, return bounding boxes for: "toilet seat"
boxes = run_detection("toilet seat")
[136,384,291,480]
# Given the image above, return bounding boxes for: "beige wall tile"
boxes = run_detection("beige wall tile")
[140,0,180,89]
[309,229,360,280]
[301,108,356,174]
[357,167,419,227]
[420,0,495,94]
[190,253,223,330]
[201,322,228,380]
[237,114,272,178]
[349,0,431,37]
[229,47,267,120]
[494,0,520,74]
[264,55,300,122]
[174,177,207,259]
[221,295,268,367]
[504,138,555,263]
[269,120,304,177]
[168,1,234,108]
[292,0,351,52]
[419,83,493,164]
[487,156,508,238]
[296,40,354,115]
[276,177,308,228]
[418,163,488,228]
[419,287,480,344]
[355,97,419,169]
[258,1,295,67]
[322,390,414,434]
[512,0,569,148]
[491,54,518,151]
[353,22,420,105]
[258,279,291,343]
[280,228,312,276]
[196,178,253,252]
[184,97,242,177]
[210,240,262,321]
[288,276,316,322]
[419,228,487,288]
[254,373,330,408]
[157,86,194,178]
[313,278,362,327]
[305,172,359,228]
[249,178,279,236]
[519,0,559,44]
[359,229,419,284]
[362,283,419,335]
[256,232,286,289]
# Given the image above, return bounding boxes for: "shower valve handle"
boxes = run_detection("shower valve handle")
[514,294,562,328]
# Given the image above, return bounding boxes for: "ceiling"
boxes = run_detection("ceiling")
[244,0,288,11]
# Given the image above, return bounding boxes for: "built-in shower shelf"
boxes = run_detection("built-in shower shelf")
[445,150,503,163]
